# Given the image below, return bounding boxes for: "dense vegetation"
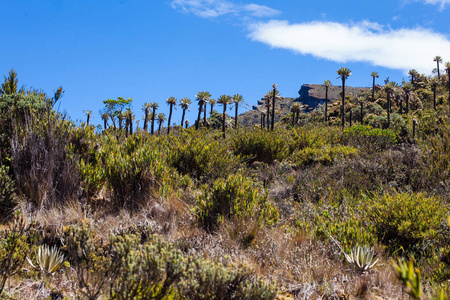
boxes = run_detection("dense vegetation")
[1,62,450,299]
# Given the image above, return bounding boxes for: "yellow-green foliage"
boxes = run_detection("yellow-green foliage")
[365,192,446,252]
[292,145,357,166]
[167,130,240,182]
[0,165,16,220]
[393,259,422,299]
[0,213,32,294]
[197,174,278,231]
[313,214,377,254]
[343,125,397,152]
[232,128,289,164]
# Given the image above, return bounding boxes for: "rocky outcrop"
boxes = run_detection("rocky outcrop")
[296,84,369,109]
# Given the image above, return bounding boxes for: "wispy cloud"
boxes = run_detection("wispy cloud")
[248,20,450,73]
[419,0,450,10]
[171,0,280,18]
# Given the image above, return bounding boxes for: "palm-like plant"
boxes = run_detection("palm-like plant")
[209,98,216,114]
[101,113,109,130]
[324,80,332,122]
[166,96,177,134]
[142,102,151,133]
[371,72,379,102]
[85,110,92,126]
[157,113,166,135]
[409,69,419,86]
[150,102,159,135]
[179,98,191,128]
[384,81,398,128]
[434,56,443,78]
[195,91,211,130]
[232,94,246,129]
[402,82,413,114]
[217,94,232,138]
[271,84,277,131]
[337,67,352,128]
[290,102,302,126]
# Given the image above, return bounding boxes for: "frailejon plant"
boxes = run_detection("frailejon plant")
[28,244,66,282]
[344,245,379,273]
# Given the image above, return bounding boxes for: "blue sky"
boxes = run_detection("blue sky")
[1,0,450,126]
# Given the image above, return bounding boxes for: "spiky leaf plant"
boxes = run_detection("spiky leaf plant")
[344,245,379,273]
[28,244,65,276]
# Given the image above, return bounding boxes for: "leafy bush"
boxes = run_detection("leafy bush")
[364,192,446,253]
[167,130,240,182]
[180,259,277,300]
[343,125,397,152]
[0,165,17,220]
[197,174,278,231]
[231,129,288,164]
[292,145,357,166]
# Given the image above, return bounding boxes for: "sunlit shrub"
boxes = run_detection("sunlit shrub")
[364,192,446,253]
[292,145,357,166]
[197,173,278,231]
[343,125,397,152]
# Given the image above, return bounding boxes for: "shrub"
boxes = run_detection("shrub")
[197,174,278,231]
[180,259,277,300]
[231,129,288,164]
[0,165,17,221]
[364,192,446,253]
[167,130,240,182]
[0,213,33,294]
[292,145,357,166]
[343,125,397,152]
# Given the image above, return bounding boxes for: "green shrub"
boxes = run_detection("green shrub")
[364,192,446,253]
[180,259,277,300]
[0,165,17,221]
[167,130,240,182]
[343,125,397,152]
[197,174,278,231]
[292,145,357,166]
[231,129,288,164]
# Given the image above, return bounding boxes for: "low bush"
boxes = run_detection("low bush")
[364,192,446,254]
[343,125,397,152]
[292,145,357,167]
[197,173,278,231]
[0,165,17,221]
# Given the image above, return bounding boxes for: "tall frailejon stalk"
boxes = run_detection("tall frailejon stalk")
[217,94,232,138]
[166,96,177,134]
[209,98,216,115]
[101,113,109,130]
[150,102,159,135]
[384,81,398,128]
[85,110,92,126]
[402,83,412,114]
[142,103,151,133]
[157,113,166,135]
[232,94,245,129]
[434,56,442,79]
[179,97,191,129]
[409,69,418,86]
[337,67,352,129]
[324,80,331,123]
[271,84,277,131]
[371,71,379,102]
[195,91,211,130]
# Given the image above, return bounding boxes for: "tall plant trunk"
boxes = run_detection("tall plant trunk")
[125,118,129,137]
[151,108,156,135]
[222,104,227,138]
[271,88,276,131]
[86,115,90,126]
[167,104,173,134]
[203,102,207,126]
[292,113,295,127]
[158,122,162,135]
[129,114,133,135]
[372,77,376,101]
[181,109,186,129]
[266,105,270,130]
[235,104,239,129]
[211,104,214,114]
[437,63,441,79]
[349,110,352,127]
[325,87,328,122]
[360,102,363,124]
[104,119,107,130]
[143,109,149,132]
[341,79,346,129]
[387,94,391,128]
[196,101,202,130]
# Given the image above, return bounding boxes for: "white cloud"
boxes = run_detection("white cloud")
[248,20,450,73]
[421,0,450,9]
[171,0,280,18]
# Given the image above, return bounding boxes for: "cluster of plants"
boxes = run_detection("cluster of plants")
[1,59,450,299]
